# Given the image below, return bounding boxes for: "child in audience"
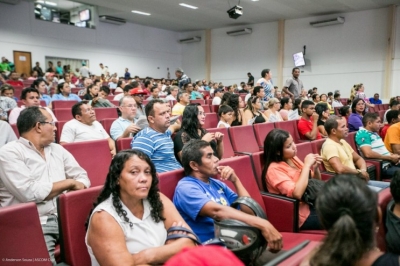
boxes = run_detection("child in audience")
[217,104,233,128]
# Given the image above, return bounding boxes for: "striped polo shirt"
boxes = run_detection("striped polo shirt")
[131,127,182,173]
[355,127,390,167]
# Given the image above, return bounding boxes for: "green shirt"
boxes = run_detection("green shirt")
[0,63,11,72]
[355,127,390,167]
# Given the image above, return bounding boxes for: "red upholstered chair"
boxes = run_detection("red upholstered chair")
[376,188,392,251]
[116,137,133,151]
[52,100,78,110]
[53,108,73,121]
[62,140,111,186]
[201,105,211,113]
[100,118,115,135]
[57,186,103,266]
[368,106,376,113]
[210,105,219,113]
[311,139,335,181]
[11,123,19,138]
[375,104,384,111]
[207,127,235,159]
[55,121,67,143]
[274,120,306,144]
[205,99,213,105]
[382,104,389,110]
[94,108,118,120]
[158,168,185,200]
[378,110,386,122]
[191,99,205,105]
[0,202,53,266]
[294,142,314,161]
[253,123,275,148]
[203,113,219,129]
[229,125,260,153]
[275,240,321,265]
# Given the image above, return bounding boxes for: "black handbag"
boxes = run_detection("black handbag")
[301,179,325,206]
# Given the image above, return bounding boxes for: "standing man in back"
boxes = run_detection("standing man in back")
[282,67,304,100]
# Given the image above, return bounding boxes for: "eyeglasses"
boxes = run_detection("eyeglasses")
[134,94,144,97]
[39,121,56,126]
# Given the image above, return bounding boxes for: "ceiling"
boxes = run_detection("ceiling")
[37,0,400,31]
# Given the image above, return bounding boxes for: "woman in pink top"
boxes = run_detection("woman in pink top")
[262,129,323,230]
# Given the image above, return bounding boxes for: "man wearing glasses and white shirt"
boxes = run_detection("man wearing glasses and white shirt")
[110,96,141,141]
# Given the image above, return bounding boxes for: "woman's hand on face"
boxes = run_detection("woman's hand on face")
[201,133,215,142]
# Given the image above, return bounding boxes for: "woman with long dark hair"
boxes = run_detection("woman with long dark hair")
[315,103,329,137]
[242,96,268,125]
[86,150,195,265]
[305,175,400,265]
[262,129,322,230]
[173,104,224,161]
[226,93,244,126]
[348,98,366,132]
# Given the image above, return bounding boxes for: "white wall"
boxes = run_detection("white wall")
[392,7,400,98]
[179,30,206,82]
[0,1,182,78]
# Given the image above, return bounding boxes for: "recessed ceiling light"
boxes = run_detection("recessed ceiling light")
[45,1,57,6]
[131,10,151,16]
[179,3,198,9]
[251,0,259,1]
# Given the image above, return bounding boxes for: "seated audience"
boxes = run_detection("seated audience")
[1,83,18,101]
[191,83,204,99]
[131,100,182,173]
[60,102,116,157]
[293,98,302,116]
[91,86,115,107]
[113,83,133,101]
[107,77,118,89]
[171,92,190,116]
[331,93,343,108]
[78,77,93,96]
[380,110,400,140]
[110,96,141,141]
[86,150,195,265]
[279,97,293,121]
[304,175,399,266]
[315,102,329,137]
[320,93,333,114]
[242,96,268,125]
[383,100,400,123]
[312,93,320,104]
[173,140,282,251]
[32,78,52,108]
[0,106,90,264]
[52,82,81,101]
[217,104,233,128]
[348,98,366,132]
[57,73,76,88]
[386,170,400,254]
[165,86,179,101]
[83,84,99,101]
[173,104,223,162]
[0,120,17,148]
[6,71,24,87]
[226,93,243,126]
[339,105,351,123]
[355,113,400,179]
[265,98,283,122]
[129,86,147,119]
[8,87,57,125]
[369,93,382,104]
[146,86,160,101]
[0,86,17,121]
[321,115,389,192]
[114,79,126,94]
[327,92,333,104]
[298,100,322,140]
[252,86,266,111]
[263,129,322,230]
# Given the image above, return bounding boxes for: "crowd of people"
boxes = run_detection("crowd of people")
[1,59,400,265]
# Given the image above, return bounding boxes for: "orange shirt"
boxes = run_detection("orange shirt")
[266,156,311,227]
[384,123,400,153]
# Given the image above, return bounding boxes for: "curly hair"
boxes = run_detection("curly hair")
[87,150,164,229]
[181,104,205,139]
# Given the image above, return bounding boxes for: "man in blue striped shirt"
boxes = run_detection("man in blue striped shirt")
[131,99,182,173]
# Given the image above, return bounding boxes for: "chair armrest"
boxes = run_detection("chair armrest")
[364,159,383,181]
[261,192,299,232]
[320,172,334,181]
[233,151,252,156]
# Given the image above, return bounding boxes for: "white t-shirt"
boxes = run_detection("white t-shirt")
[113,93,124,101]
[60,119,109,143]
[165,95,177,101]
[212,96,221,105]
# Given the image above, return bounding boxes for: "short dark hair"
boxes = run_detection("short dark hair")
[261,69,270,78]
[183,83,192,90]
[32,78,46,89]
[21,87,39,100]
[362,113,379,127]
[315,103,328,117]
[181,139,211,176]
[130,81,139,89]
[334,93,341,99]
[86,84,95,95]
[17,106,47,135]
[252,86,263,96]
[117,80,124,87]
[123,84,134,93]
[301,100,315,110]
[144,80,152,88]
[100,86,110,94]
[1,84,14,93]
[145,99,165,117]
[328,92,333,97]
[325,115,342,135]
[386,110,400,124]
[150,86,158,93]
[339,106,350,117]
[280,97,291,108]
[351,98,366,115]
[312,93,319,101]
[390,100,399,108]
[177,91,187,102]
[391,171,400,204]
[218,104,233,117]
[71,102,86,119]
[292,67,300,73]
[94,79,101,86]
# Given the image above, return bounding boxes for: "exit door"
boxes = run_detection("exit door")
[13,51,32,77]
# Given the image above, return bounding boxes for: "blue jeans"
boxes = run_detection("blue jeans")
[41,215,59,266]
[299,205,322,230]
[383,164,400,179]
[367,180,390,192]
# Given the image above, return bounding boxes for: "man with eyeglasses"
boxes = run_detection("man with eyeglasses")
[0,106,90,264]
[110,96,141,141]
[129,86,147,119]
[60,102,116,157]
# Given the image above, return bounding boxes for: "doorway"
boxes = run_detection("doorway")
[13,51,32,76]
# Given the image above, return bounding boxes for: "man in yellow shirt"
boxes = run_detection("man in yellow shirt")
[172,92,190,116]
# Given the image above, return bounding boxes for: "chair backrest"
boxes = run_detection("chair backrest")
[158,168,185,200]
[376,104,383,111]
[52,100,78,110]
[378,110,386,123]
[201,105,211,113]
[116,137,133,151]
[376,188,392,252]
[94,108,119,120]
[207,127,235,158]
[253,123,275,148]
[190,99,205,105]
[0,202,52,265]
[57,186,103,266]
[274,120,302,143]
[62,140,111,186]
[11,123,20,138]
[344,131,357,151]
[55,120,67,143]
[210,105,219,113]
[229,125,260,153]
[100,118,115,135]
[311,139,327,171]
[203,113,219,129]
[53,108,73,121]
[250,151,265,191]
[295,142,314,162]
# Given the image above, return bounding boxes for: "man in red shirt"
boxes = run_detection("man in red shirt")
[297,100,322,140]
[6,71,24,87]
[380,110,400,140]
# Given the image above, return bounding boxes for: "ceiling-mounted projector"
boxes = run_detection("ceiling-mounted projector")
[227,5,242,19]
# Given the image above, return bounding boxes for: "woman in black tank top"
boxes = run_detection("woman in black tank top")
[242,96,268,125]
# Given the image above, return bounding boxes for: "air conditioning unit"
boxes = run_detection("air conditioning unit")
[178,36,201,43]
[310,16,345,27]
[99,15,126,25]
[227,28,252,36]
[0,0,20,4]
